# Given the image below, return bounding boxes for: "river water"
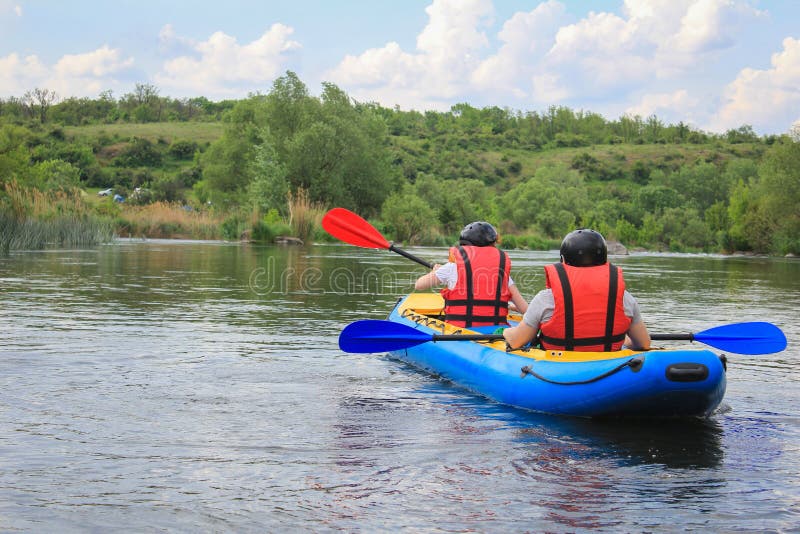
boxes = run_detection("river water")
[0,240,798,532]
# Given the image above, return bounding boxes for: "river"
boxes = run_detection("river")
[0,240,798,531]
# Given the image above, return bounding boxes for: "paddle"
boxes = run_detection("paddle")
[322,207,433,269]
[650,321,786,355]
[340,319,787,355]
[339,319,503,353]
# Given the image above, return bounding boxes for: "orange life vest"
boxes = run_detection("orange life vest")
[441,246,511,327]
[539,262,631,351]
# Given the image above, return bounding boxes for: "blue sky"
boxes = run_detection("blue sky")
[1,0,798,134]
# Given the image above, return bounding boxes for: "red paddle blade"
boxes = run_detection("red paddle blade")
[322,208,390,249]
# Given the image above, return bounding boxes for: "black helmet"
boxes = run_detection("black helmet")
[459,221,498,247]
[560,229,607,266]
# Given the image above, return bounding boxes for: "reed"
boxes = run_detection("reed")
[287,188,325,243]
[117,202,223,239]
[1,183,114,252]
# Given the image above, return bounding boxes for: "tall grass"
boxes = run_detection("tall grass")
[0,183,114,252]
[287,188,325,243]
[117,202,223,239]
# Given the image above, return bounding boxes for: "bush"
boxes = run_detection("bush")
[250,220,275,243]
[381,190,437,244]
[168,140,199,159]
[114,137,163,167]
[221,215,245,240]
[500,235,517,249]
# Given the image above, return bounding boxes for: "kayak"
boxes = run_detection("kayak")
[383,293,727,418]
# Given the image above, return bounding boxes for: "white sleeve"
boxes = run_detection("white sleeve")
[435,262,458,289]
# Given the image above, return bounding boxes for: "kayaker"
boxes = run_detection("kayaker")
[414,221,528,331]
[503,228,651,351]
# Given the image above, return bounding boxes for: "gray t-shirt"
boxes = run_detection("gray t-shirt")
[522,288,642,330]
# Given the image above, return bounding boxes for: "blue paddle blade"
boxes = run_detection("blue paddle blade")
[339,319,432,353]
[694,321,787,355]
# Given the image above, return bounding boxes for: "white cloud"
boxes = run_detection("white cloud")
[0,1,22,16]
[328,0,762,115]
[711,37,800,134]
[626,89,699,122]
[154,24,301,98]
[327,0,494,110]
[47,46,135,97]
[544,0,760,94]
[471,0,568,100]
[0,46,134,98]
[0,53,47,94]
[54,46,134,78]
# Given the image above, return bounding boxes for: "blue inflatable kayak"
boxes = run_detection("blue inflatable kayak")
[382,294,727,418]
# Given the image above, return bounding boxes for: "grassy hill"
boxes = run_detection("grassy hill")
[64,122,224,146]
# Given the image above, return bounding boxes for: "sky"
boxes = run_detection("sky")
[1,0,799,135]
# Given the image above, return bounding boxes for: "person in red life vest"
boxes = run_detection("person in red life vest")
[414,221,528,332]
[503,228,651,351]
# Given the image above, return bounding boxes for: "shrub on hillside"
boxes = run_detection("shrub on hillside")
[113,137,163,167]
[168,140,199,159]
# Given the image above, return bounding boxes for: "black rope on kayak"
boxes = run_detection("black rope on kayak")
[519,356,644,385]
[402,308,449,333]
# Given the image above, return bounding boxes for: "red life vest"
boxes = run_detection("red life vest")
[441,246,511,327]
[539,262,631,351]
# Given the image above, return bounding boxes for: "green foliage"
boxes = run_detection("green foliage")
[250,220,275,243]
[31,160,81,191]
[570,151,624,181]
[221,215,246,240]
[755,141,800,254]
[1,76,796,255]
[0,124,31,184]
[500,164,589,238]
[381,188,437,244]
[114,137,163,167]
[200,97,266,192]
[168,139,198,159]
[248,136,289,215]
[410,174,492,234]
[201,73,399,216]
[636,184,682,213]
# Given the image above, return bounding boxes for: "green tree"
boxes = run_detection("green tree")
[201,96,266,193]
[248,134,290,215]
[114,137,162,167]
[30,159,81,191]
[381,189,437,244]
[282,82,397,214]
[635,184,682,213]
[756,141,800,253]
[500,164,589,237]
[411,174,491,234]
[0,124,31,185]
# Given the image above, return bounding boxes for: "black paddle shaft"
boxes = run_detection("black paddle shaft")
[431,334,505,342]
[651,333,695,341]
[388,244,433,269]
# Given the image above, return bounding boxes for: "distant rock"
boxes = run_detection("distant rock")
[607,240,628,255]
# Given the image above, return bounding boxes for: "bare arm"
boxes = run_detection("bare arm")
[414,264,442,290]
[503,321,539,350]
[508,284,528,314]
[625,321,651,350]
